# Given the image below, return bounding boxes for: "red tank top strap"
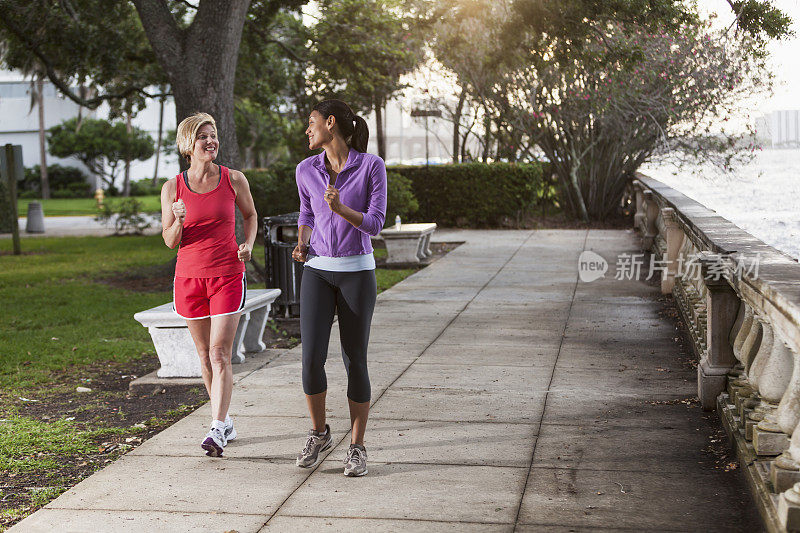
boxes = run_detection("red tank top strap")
[220,165,234,195]
[174,171,185,200]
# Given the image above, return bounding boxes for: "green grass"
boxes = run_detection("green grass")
[377,268,416,292]
[17,196,161,217]
[0,234,174,389]
[0,415,131,475]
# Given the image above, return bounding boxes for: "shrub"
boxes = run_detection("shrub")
[388,162,546,227]
[95,198,152,235]
[129,178,168,197]
[246,164,300,220]
[385,171,418,225]
[22,164,91,198]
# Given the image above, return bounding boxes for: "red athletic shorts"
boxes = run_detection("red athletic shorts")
[173,272,247,320]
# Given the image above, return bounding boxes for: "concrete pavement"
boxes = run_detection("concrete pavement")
[1,215,161,238]
[10,229,762,532]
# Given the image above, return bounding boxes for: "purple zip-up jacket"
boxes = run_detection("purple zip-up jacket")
[296,149,387,257]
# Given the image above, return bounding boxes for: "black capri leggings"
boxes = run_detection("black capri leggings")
[300,266,377,403]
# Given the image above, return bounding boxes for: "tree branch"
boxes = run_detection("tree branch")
[246,20,307,62]
[0,12,158,108]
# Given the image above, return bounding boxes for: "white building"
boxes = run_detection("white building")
[0,70,179,188]
[757,110,800,148]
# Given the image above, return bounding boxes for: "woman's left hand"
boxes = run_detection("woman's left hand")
[324,184,342,213]
[237,243,252,262]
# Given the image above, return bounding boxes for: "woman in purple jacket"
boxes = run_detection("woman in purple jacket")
[291,99,387,476]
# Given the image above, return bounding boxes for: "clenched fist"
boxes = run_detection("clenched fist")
[172,199,186,223]
[238,243,252,262]
[292,243,309,262]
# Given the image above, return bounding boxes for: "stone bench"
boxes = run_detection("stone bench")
[133,288,281,378]
[379,223,437,265]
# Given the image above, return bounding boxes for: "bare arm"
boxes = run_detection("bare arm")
[160,178,183,249]
[292,225,313,262]
[231,170,258,261]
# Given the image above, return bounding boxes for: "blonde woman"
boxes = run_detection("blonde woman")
[160,112,258,457]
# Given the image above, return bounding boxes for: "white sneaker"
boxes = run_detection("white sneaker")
[223,418,237,445]
[201,427,225,457]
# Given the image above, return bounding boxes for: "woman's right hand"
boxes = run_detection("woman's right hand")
[292,243,309,262]
[171,199,186,224]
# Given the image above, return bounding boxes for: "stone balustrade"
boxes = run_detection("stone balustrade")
[633,174,800,532]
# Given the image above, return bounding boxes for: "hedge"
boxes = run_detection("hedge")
[246,164,420,227]
[246,163,300,221]
[246,161,546,229]
[388,162,546,227]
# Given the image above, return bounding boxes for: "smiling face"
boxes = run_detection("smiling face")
[305,110,334,150]
[192,123,219,163]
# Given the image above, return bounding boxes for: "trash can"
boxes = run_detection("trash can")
[25,201,45,233]
[263,212,303,318]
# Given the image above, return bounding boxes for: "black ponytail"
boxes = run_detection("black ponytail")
[351,115,369,153]
[312,99,370,153]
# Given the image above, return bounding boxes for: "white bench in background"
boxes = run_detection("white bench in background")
[379,223,437,265]
[134,288,281,377]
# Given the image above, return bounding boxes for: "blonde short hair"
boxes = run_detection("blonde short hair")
[176,112,217,162]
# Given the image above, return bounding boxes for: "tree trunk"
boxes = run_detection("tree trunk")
[133,0,250,240]
[152,93,164,185]
[123,112,132,197]
[452,88,466,164]
[36,77,50,199]
[132,0,249,172]
[481,113,491,163]
[374,97,385,159]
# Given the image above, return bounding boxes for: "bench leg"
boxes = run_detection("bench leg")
[385,237,422,265]
[243,304,270,353]
[231,314,249,364]
[150,327,203,378]
[422,232,433,258]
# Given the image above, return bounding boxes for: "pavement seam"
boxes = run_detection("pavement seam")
[257,231,536,529]
[270,514,513,525]
[511,228,589,532]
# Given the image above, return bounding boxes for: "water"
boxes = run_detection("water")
[641,149,800,261]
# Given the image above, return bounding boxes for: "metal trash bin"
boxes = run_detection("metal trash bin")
[263,212,303,317]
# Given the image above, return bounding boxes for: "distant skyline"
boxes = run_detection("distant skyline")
[704,0,800,113]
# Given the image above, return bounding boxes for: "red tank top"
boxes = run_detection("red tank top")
[174,165,244,278]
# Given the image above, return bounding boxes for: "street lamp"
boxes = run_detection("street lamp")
[411,108,442,166]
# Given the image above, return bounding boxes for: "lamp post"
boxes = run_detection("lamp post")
[411,109,442,166]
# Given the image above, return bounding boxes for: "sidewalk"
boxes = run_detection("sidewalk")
[10,229,762,532]
[2,216,161,238]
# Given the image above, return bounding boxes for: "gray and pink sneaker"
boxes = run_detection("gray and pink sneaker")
[201,427,225,457]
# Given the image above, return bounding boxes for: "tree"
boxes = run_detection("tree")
[430,0,793,221]
[307,0,424,159]
[29,75,50,199]
[1,0,305,172]
[48,118,155,193]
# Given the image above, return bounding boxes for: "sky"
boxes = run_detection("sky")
[703,0,800,113]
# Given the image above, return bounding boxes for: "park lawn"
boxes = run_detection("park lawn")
[0,234,175,390]
[16,196,161,217]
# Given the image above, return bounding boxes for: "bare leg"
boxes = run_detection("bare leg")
[349,399,369,445]
[306,391,327,432]
[186,318,212,396]
[208,313,241,422]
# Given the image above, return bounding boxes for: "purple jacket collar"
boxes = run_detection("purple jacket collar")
[310,148,363,175]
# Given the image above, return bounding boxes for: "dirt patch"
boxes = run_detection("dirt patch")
[95,259,176,293]
[1,355,207,529]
